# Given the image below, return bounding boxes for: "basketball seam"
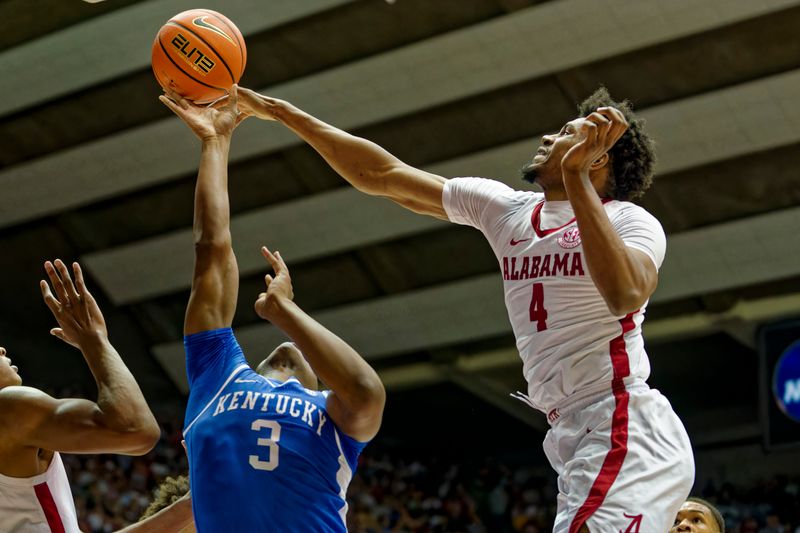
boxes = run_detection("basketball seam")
[200,10,245,78]
[157,37,226,93]
[166,20,236,86]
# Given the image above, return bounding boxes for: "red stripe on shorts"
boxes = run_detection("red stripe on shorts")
[569,312,637,533]
[34,482,66,533]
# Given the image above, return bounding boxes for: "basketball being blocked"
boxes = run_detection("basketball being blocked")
[151,9,247,104]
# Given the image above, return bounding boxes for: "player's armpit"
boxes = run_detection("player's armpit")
[326,389,384,443]
[0,387,158,455]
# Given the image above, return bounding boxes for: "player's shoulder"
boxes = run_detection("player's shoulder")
[0,385,50,406]
[448,176,540,201]
[604,199,661,225]
[0,387,51,434]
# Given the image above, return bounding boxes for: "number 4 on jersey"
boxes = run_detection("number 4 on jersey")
[529,282,548,331]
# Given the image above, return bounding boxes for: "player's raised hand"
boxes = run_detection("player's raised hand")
[254,246,295,322]
[236,86,283,122]
[159,84,242,141]
[561,106,628,176]
[40,260,108,349]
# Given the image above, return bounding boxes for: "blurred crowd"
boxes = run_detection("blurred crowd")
[57,415,800,533]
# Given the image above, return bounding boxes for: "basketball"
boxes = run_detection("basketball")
[151,9,247,104]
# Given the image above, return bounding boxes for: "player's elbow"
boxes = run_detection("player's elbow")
[121,413,161,455]
[604,288,647,317]
[193,232,232,253]
[350,374,386,411]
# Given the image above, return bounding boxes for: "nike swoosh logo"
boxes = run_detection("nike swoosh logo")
[234,377,259,383]
[510,238,532,246]
[192,16,236,45]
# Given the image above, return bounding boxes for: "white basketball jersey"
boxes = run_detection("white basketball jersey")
[443,178,666,416]
[0,452,80,533]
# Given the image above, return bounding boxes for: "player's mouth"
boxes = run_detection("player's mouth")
[533,147,548,162]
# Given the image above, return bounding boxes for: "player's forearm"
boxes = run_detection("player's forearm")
[268,297,385,408]
[80,333,160,450]
[270,99,400,196]
[193,137,232,246]
[115,495,193,533]
[564,172,651,315]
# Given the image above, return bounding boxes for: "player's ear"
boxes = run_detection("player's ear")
[590,152,609,171]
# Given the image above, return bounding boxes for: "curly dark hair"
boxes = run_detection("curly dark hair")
[577,87,656,201]
[686,497,725,533]
[139,474,190,520]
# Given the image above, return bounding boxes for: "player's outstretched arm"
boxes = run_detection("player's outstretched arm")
[561,107,658,316]
[237,87,448,220]
[160,87,242,335]
[115,492,193,533]
[0,260,160,455]
[255,247,385,442]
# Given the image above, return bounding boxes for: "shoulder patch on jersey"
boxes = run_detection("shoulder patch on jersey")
[558,227,581,249]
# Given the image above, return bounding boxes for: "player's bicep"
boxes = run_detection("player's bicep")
[380,164,447,219]
[185,243,239,335]
[3,388,150,454]
[325,391,382,443]
[627,247,659,300]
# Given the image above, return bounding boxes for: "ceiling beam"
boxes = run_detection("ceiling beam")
[0,0,355,117]
[83,68,800,304]
[2,0,795,228]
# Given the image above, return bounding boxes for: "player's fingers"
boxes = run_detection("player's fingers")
[44,261,69,306]
[208,94,229,109]
[159,95,185,117]
[586,111,611,127]
[228,84,238,110]
[597,106,628,127]
[72,263,88,297]
[40,280,61,314]
[273,251,290,275]
[55,259,80,304]
[50,328,66,341]
[261,246,281,272]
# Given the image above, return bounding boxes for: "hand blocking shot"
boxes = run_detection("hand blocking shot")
[160,86,385,533]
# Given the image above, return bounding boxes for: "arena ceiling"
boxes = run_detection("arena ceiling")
[1,0,799,447]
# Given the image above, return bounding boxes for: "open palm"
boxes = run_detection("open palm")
[160,85,242,141]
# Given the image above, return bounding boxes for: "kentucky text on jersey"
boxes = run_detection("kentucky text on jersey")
[213,390,328,435]
[502,252,585,280]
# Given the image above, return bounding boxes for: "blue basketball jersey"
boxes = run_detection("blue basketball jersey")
[183,328,367,532]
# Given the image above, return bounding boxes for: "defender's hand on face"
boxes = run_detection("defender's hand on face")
[254,247,295,321]
[40,260,108,349]
[159,85,243,141]
[561,106,628,175]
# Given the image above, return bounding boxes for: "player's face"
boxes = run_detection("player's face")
[259,342,319,390]
[670,501,720,533]
[0,347,22,388]
[521,118,584,187]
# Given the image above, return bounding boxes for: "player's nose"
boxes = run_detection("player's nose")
[674,520,692,532]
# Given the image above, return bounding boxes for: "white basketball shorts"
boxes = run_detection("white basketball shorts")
[543,385,694,533]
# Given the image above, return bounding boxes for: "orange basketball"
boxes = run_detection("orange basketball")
[151,9,247,104]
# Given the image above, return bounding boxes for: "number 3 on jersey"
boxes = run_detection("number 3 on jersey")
[529,282,548,331]
[249,419,281,471]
